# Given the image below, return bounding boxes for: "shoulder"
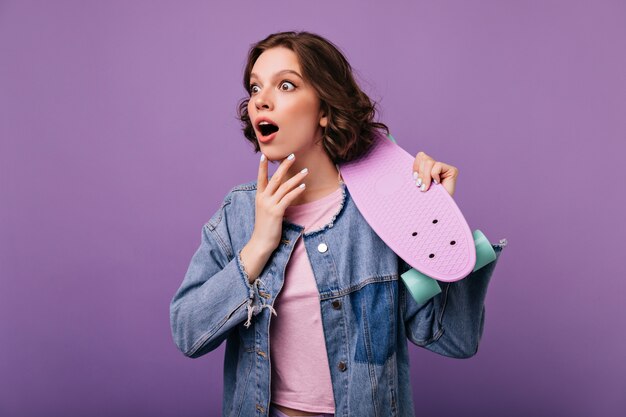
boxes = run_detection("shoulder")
[205,180,258,231]
[229,179,258,194]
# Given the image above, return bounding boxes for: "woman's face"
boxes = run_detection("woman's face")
[247,47,327,161]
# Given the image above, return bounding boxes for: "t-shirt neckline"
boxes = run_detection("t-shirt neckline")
[285,185,343,213]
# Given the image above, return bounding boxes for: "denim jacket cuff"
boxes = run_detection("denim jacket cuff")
[235,248,277,328]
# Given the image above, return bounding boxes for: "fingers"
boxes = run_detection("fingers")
[265,153,296,196]
[266,153,311,209]
[413,150,460,197]
[257,153,268,193]
[257,152,309,210]
[413,151,435,192]
[419,159,434,192]
[275,168,309,210]
[430,162,443,186]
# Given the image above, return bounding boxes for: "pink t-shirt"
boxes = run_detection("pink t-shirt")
[269,185,343,414]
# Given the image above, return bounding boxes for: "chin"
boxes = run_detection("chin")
[261,153,281,164]
[261,149,291,163]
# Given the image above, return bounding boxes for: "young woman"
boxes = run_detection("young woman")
[170,31,505,417]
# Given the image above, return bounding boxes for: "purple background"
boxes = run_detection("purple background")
[1,1,624,416]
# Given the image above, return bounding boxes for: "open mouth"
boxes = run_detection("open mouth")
[258,122,279,137]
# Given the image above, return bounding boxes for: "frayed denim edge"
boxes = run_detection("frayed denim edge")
[236,248,277,329]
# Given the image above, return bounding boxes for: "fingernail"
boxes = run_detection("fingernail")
[433,178,438,184]
[420,184,426,192]
[260,154,266,162]
[416,177,422,187]
[413,171,418,180]
[300,168,308,174]
[287,153,295,160]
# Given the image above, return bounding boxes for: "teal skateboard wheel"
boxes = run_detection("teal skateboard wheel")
[401,229,497,304]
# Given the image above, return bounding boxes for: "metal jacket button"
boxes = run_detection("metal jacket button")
[338,361,347,372]
[332,300,342,310]
[317,243,328,253]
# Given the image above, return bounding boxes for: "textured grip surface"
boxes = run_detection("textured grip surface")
[339,132,476,282]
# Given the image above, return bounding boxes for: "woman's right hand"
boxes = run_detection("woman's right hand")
[252,152,308,252]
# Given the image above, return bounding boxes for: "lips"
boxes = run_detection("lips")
[255,117,280,141]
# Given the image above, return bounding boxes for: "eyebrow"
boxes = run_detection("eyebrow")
[249,69,303,82]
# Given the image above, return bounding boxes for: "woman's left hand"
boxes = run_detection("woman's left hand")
[412,151,459,197]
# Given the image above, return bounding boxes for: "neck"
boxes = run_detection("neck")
[283,146,342,205]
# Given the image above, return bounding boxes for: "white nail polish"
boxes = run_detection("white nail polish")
[287,153,295,160]
[300,168,308,174]
[433,178,438,184]
[420,184,426,192]
[413,171,418,180]
[260,154,266,162]
[417,178,422,187]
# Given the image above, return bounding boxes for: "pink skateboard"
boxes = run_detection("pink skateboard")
[338,132,497,303]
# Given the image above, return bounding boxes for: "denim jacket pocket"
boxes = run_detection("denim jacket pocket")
[351,279,397,365]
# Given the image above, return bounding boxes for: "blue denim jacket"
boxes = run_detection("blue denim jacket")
[170,179,506,417]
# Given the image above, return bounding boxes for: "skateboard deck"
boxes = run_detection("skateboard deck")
[338,132,477,283]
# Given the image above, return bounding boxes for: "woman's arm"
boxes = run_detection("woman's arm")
[169,215,273,358]
[401,243,506,358]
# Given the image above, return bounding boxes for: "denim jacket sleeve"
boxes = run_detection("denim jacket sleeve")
[401,241,506,358]
[169,196,271,358]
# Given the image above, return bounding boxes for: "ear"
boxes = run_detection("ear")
[319,111,328,128]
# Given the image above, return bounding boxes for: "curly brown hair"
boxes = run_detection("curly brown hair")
[236,31,389,164]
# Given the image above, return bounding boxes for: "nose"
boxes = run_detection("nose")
[254,89,273,111]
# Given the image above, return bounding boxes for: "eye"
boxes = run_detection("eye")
[249,84,260,95]
[279,81,296,91]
